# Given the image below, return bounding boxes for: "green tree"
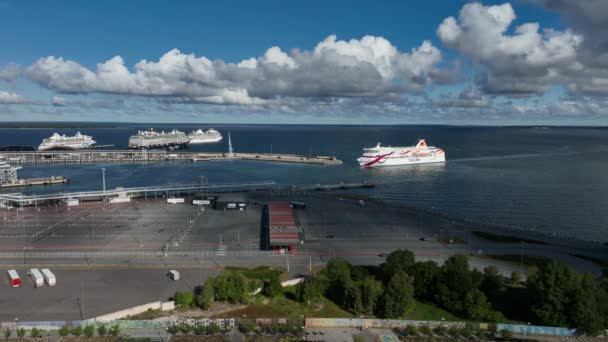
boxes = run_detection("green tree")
[409,260,440,300]
[464,288,493,321]
[83,325,95,338]
[199,278,215,309]
[360,276,383,315]
[436,255,474,314]
[16,328,25,339]
[213,270,252,304]
[3,328,11,339]
[97,324,107,337]
[30,328,40,338]
[569,273,608,335]
[324,257,353,305]
[263,273,282,298]
[174,291,195,307]
[527,260,578,326]
[58,326,70,337]
[381,249,415,278]
[378,271,415,318]
[345,283,363,314]
[510,271,521,285]
[72,326,82,337]
[297,278,326,305]
[109,325,120,337]
[481,266,505,301]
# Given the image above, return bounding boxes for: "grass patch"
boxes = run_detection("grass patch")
[483,254,551,268]
[569,254,608,274]
[223,286,353,318]
[224,266,284,281]
[473,231,545,245]
[403,301,464,322]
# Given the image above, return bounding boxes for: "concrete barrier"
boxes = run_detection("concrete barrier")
[88,300,175,322]
[252,277,304,295]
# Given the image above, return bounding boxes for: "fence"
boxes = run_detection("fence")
[305,318,576,337]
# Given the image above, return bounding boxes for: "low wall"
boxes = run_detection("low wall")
[305,318,577,337]
[252,277,304,295]
[88,300,175,322]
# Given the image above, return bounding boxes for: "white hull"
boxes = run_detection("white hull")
[357,139,446,167]
[358,154,445,167]
[188,136,223,144]
[38,132,95,151]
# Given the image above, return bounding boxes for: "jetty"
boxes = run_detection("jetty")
[0,150,343,165]
[0,176,68,188]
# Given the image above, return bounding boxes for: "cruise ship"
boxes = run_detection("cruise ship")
[128,129,190,150]
[357,139,445,167]
[37,132,96,151]
[187,128,223,144]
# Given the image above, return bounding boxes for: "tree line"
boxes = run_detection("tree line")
[295,250,608,335]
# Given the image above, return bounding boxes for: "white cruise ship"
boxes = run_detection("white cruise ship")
[187,128,223,144]
[357,139,445,167]
[37,132,96,151]
[128,129,190,149]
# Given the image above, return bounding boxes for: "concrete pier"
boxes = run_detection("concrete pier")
[0,176,68,188]
[0,150,343,165]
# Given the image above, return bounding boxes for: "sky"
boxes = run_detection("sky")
[1,0,608,125]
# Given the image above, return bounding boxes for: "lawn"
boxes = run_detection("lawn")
[222,286,353,318]
[472,231,545,245]
[224,266,285,281]
[403,301,464,322]
[482,254,550,268]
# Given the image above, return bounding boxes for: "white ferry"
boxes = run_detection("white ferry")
[187,128,223,144]
[37,132,96,151]
[128,129,190,150]
[357,139,445,167]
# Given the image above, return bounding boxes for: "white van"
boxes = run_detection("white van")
[28,268,44,287]
[41,268,56,286]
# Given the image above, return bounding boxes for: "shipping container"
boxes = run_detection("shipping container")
[28,268,44,287]
[41,268,56,286]
[7,270,20,288]
[109,197,131,204]
[167,198,185,204]
[66,198,80,207]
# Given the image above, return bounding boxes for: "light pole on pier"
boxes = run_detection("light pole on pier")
[101,168,106,192]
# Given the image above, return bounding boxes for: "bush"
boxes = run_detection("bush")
[58,326,70,337]
[405,325,418,336]
[174,291,195,307]
[419,325,432,336]
[167,325,180,335]
[109,325,120,337]
[263,273,283,298]
[500,329,513,341]
[16,328,25,339]
[460,323,474,338]
[84,325,95,338]
[97,324,107,337]
[71,326,82,337]
[198,278,215,309]
[180,324,192,334]
[433,325,447,336]
[30,328,40,338]
[447,325,459,337]
[193,325,203,335]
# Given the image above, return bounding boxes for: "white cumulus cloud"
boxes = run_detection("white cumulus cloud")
[26,35,451,106]
[0,91,27,104]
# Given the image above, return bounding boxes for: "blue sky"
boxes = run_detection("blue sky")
[1,0,607,124]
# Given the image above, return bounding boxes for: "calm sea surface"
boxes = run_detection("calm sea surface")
[1,124,608,242]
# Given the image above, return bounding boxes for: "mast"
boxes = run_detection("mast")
[228,132,234,158]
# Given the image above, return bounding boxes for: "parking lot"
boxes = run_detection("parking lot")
[0,267,218,321]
